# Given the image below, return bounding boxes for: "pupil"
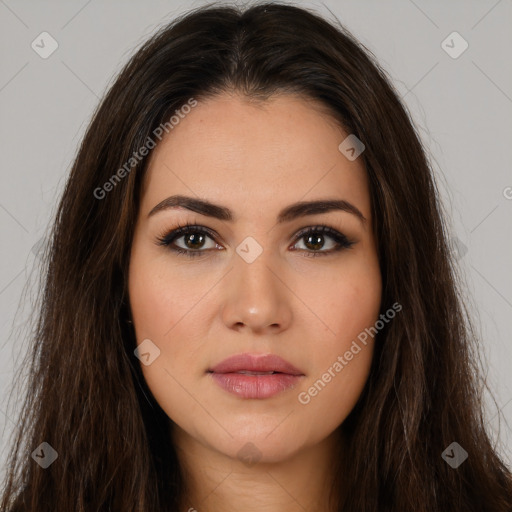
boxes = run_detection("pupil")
[306,234,323,251]
[186,233,204,249]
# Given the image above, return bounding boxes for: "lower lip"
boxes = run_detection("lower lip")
[210,372,303,399]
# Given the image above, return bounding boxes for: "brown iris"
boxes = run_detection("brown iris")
[184,232,206,250]
[304,233,324,251]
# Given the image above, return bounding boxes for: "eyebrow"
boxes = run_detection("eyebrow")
[147,194,367,225]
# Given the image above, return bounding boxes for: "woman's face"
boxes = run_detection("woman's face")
[128,92,381,463]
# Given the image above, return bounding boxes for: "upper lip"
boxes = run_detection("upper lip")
[209,353,304,375]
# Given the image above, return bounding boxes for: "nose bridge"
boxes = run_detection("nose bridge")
[221,238,292,332]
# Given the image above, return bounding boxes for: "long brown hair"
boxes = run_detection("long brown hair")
[1,2,511,511]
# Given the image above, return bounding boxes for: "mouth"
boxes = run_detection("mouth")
[208,353,304,376]
[207,353,305,399]
[231,370,280,375]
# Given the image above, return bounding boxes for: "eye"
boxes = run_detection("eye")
[290,225,355,257]
[155,223,221,258]
[155,222,355,258]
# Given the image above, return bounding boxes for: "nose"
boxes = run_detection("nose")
[221,248,293,335]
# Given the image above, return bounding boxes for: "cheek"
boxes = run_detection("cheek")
[128,248,186,356]
[297,254,381,356]
[128,254,208,423]
[296,305,377,428]
[128,245,206,340]
[294,260,381,420]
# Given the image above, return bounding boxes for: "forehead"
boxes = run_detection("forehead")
[141,93,370,222]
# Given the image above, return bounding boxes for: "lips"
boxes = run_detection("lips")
[208,353,304,376]
[208,353,304,399]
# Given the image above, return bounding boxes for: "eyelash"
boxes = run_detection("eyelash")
[155,222,355,258]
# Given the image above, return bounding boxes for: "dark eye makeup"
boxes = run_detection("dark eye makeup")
[154,221,356,258]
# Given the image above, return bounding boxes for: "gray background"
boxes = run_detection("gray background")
[1,0,511,474]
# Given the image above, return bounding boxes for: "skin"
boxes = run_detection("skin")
[128,92,382,512]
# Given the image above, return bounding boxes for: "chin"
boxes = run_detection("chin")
[200,425,311,465]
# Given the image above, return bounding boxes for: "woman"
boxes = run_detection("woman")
[1,2,511,511]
